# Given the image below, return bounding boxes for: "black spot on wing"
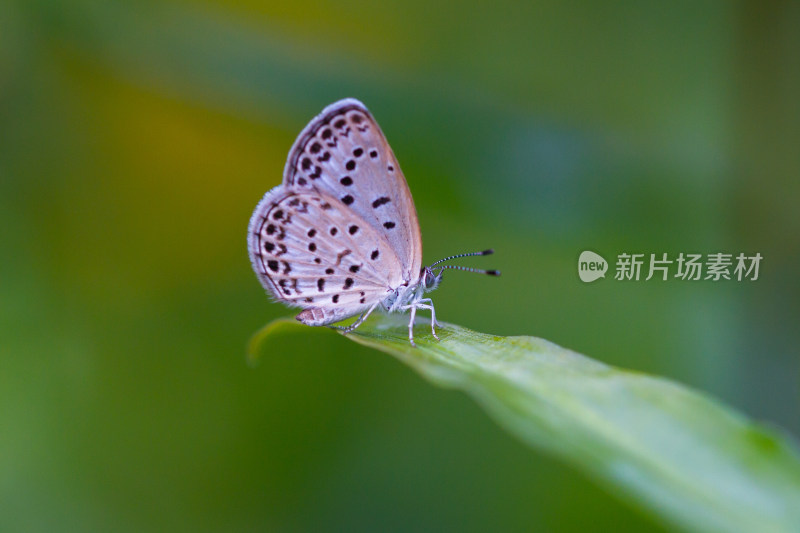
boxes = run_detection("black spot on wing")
[278,279,290,295]
[372,197,391,209]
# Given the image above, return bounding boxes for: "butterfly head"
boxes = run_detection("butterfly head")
[421,266,444,292]
[422,249,500,293]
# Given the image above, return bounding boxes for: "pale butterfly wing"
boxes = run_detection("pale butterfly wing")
[281,98,422,282]
[248,187,403,323]
[251,99,498,343]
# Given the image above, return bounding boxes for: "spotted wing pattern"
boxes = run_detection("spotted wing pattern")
[281,98,422,282]
[248,188,404,323]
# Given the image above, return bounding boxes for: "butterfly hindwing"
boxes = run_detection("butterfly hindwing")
[248,188,403,317]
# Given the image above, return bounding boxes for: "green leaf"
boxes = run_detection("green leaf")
[250,316,800,533]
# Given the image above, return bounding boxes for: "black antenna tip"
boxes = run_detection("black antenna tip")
[486,270,501,276]
[482,249,495,256]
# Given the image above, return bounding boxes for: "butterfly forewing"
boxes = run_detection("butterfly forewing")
[248,189,402,313]
[282,99,422,282]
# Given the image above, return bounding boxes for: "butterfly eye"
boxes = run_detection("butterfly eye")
[423,268,437,289]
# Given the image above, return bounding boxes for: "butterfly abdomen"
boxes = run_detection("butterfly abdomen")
[296,307,353,326]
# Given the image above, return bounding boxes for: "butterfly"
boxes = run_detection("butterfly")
[248,98,499,346]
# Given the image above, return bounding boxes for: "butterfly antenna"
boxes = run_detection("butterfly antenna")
[436,265,500,276]
[430,249,494,267]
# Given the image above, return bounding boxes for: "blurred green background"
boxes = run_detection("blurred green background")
[2,0,798,531]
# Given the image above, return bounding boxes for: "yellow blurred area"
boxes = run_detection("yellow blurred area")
[46,52,292,297]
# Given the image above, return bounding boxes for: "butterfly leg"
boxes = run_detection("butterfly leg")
[336,301,381,334]
[414,305,439,341]
[417,298,440,340]
[401,302,438,345]
[406,305,418,347]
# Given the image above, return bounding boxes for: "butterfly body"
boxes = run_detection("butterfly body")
[248,99,497,345]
